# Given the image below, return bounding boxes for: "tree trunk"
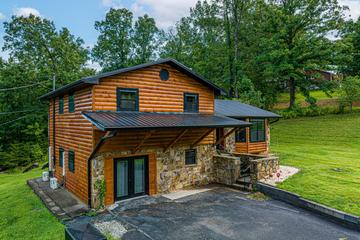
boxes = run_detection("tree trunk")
[289,77,296,109]
[224,0,235,98]
[233,0,240,98]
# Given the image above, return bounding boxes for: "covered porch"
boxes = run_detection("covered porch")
[82,111,251,208]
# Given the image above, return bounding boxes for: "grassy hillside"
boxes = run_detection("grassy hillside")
[271,113,360,216]
[0,169,64,240]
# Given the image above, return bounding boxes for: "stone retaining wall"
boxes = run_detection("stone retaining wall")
[213,154,240,185]
[250,157,279,183]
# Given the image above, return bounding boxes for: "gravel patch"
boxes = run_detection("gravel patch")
[94,220,127,239]
[260,165,299,186]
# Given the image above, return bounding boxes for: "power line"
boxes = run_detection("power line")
[0,109,42,115]
[0,115,30,127]
[0,82,45,92]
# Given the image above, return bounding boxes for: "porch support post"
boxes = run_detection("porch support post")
[164,129,188,152]
[133,130,155,154]
[87,130,117,208]
[213,127,238,147]
[191,129,214,148]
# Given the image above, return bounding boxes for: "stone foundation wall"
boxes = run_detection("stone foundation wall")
[91,144,215,208]
[213,154,240,185]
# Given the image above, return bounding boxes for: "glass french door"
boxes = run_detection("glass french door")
[115,156,148,200]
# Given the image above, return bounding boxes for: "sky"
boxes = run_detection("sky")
[0,0,359,66]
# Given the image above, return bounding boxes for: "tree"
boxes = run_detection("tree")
[339,76,360,111]
[92,8,134,71]
[132,14,161,65]
[0,14,92,170]
[3,15,91,86]
[258,0,345,109]
[337,18,360,76]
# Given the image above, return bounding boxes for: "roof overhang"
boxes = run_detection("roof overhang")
[82,111,251,132]
[215,99,281,118]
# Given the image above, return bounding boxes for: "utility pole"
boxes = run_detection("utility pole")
[52,75,56,91]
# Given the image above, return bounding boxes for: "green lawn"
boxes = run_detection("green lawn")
[277,90,340,103]
[271,113,360,216]
[0,169,64,239]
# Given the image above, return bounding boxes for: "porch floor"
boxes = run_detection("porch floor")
[27,177,88,221]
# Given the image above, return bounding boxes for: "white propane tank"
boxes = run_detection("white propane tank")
[50,177,58,189]
[42,171,49,182]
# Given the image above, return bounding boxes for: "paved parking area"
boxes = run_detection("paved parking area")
[97,187,359,240]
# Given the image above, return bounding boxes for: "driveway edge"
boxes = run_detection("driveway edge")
[256,182,360,232]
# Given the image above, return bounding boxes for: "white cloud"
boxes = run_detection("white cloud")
[101,0,122,9]
[339,0,360,21]
[134,0,198,29]
[14,7,41,18]
[0,12,6,20]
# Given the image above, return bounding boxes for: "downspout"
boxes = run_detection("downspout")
[87,130,116,208]
[52,97,56,175]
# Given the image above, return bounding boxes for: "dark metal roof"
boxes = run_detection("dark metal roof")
[40,58,226,100]
[215,99,281,118]
[82,111,251,131]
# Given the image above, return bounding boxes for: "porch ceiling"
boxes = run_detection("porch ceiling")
[82,111,251,132]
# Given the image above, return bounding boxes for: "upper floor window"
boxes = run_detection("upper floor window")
[235,128,247,142]
[250,119,265,142]
[68,150,75,173]
[59,96,64,114]
[184,93,199,113]
[68,94,75,113]
[117,88,139,111]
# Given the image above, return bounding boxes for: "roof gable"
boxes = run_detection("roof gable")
[40,59,226,100]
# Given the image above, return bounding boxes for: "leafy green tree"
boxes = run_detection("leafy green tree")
[259,0,346,108]
[3,15,91,86]
[0,14,92,170]
[339,76,360,111]
[337,18,360,76]
[92,8,134,71]
[132,14,161,65]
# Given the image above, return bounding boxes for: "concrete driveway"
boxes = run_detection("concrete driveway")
[98,187,359,240]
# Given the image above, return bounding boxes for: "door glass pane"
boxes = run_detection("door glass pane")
[134,158,145,194]
[117,160,128,198]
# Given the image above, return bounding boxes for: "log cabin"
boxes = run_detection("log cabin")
[40,58,280,208]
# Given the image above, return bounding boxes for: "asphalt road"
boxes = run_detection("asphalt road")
[108,187,360,240]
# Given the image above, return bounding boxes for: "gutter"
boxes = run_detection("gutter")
[269,118,280,124]
[87,130,117,208]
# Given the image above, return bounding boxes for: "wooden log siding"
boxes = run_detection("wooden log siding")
[49,87,94,203]
[92,64,215,113]
[235,119,269,154]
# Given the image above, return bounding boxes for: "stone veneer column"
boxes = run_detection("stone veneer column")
[91,155,105,209]
[224,128,236,153]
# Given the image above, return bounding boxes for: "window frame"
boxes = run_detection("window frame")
[68,93,75,113]
[68,150,75,173]
[59,148,64,167]
[185,149,197,165]
[249,118,266,143]
[59,96,64,114]
[235,118,247,143]
[183,93,199,113]
[116,88,139,112]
